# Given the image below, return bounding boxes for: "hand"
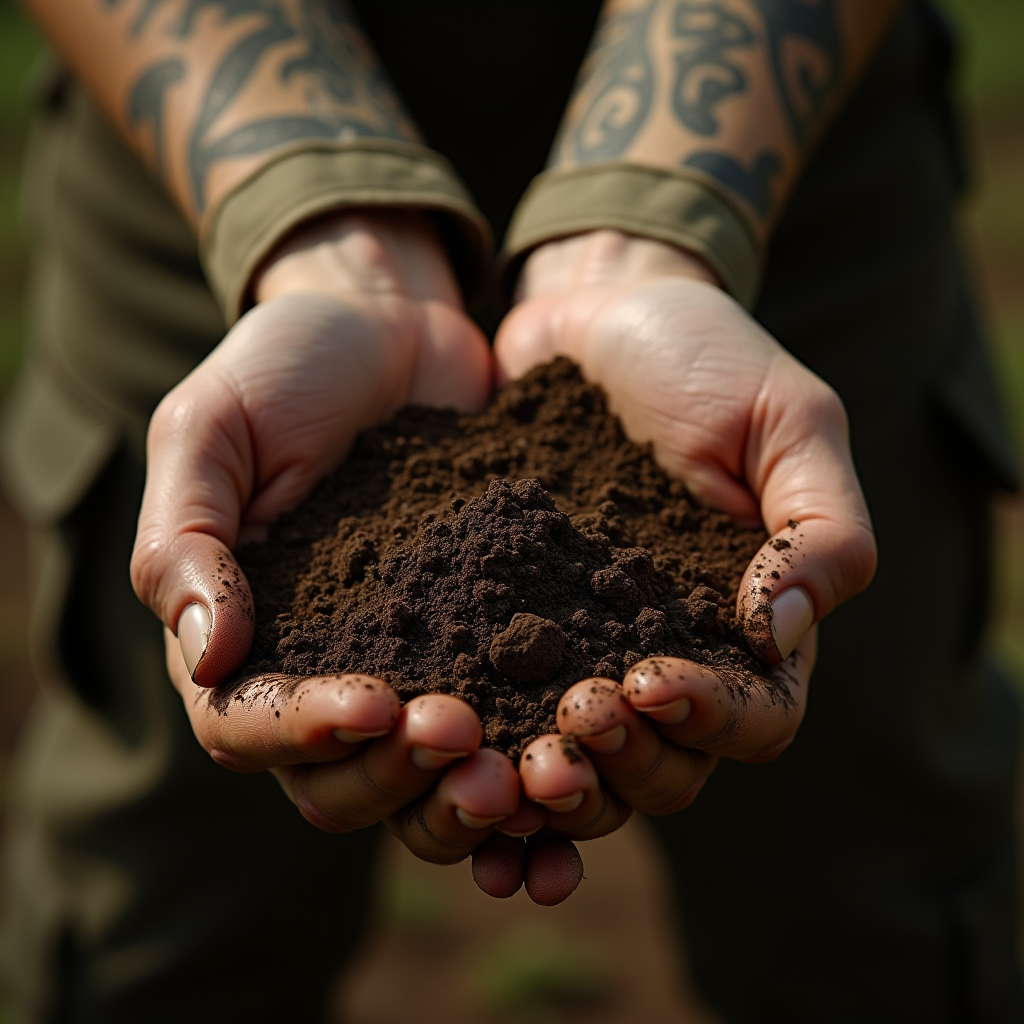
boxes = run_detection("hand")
[131,212,580,894]
[133,210,492,687]
[493,229,876,834]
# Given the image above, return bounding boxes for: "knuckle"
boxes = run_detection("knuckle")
[129,533,163,606]
[289,770,363,834]
[399,801,472,862]
[647,773,709,815]
[842,523,878,595]
[745,734,796,763]
[806,378,848,430]
[208,746,258,773]
[147,389,190,447]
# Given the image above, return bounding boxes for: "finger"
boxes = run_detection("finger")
[272,694,482,832]
[472,833,527,899]
[557,678,716,815]
[525,834,585,907]
[389,748,521,865]
[493,292,566,386]
[624,632,816,762]
[495,801,546,838]
[519,735,631,841]
[408,301,493,413]
[165,629,403,769]
[743,360,877,660]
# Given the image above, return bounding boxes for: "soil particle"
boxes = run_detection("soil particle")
[228,359,778,760]
[489,613,566,684]
[560,734,583,763]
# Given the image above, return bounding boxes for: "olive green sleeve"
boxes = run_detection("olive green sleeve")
[200,140,493,324]
[502,164,763,310]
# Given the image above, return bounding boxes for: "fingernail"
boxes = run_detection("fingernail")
[455,808,504,830]
[333,727,391,744]
[580,724,627,756]
[535,792,584,814]
[497,823,543,838]
[410,746,471,772]
[178,602,211,679]
[770,586,814,659]
[641,697,692,725]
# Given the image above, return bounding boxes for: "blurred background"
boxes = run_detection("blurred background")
[0,1,1021,1021]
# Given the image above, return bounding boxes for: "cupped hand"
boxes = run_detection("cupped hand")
[131,212,561,894]
[132,211,583,904]
[494,229,876,833]
[132,211,491,686]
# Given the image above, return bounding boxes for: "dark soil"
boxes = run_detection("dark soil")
[233,358,772,761]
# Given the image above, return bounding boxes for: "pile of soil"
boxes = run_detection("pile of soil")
[233,358,772,761]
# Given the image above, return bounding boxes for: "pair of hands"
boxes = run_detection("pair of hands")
[130,211,876,905]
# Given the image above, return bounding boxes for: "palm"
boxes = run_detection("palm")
[202,291,491,537]
[496,277,794,524]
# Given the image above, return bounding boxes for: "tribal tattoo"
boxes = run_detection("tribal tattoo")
[552,0,884,233]
[562,1,656,164]
[95,0,414,221]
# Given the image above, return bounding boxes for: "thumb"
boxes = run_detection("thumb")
[130,369,257,687]
[492,293,585,385]
[739,359,877,662]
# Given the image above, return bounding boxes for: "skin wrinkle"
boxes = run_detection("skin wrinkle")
[680,699,743,751]
[211,363,262,508]
[289,769,361,833]
[622,737,671,788]
[352,745,406,807]
[559,788,625,840]
[653,770,710,815]
[407,799,470,854]
[267,689,321,763]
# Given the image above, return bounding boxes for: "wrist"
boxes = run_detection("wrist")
[253,209,463,308]
[514,230,722,303]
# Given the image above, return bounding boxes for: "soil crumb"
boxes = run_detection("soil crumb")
[233,358,771,760]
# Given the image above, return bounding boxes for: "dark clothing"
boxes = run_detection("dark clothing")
[1,3,1021,1021]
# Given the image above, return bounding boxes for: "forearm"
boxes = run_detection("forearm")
[23,0,416,232]
[552,0,903,240]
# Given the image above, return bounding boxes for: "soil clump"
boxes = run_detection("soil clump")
[233,359,772,761]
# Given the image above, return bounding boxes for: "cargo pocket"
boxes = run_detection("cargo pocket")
[0,359,120,714]
[0,361,119,529]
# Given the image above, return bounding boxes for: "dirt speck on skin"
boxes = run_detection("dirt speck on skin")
[560,733,583,763]
[227,359,782,760]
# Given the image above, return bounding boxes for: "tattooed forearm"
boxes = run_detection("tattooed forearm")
[26,0,416,227]
[670,1,754,136]
[568,2,655,164]
[128,58,185,177]
[552,0,900,234]
[755,0,843,149]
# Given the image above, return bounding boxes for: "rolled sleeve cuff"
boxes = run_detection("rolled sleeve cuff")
[201,141,492,324]
[502,164,763,310]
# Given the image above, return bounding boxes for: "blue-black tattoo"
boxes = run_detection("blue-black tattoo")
[671,1,755,136]
[753,0,843,149]
[117,0,407,214]
[683,150,782,218]
[560,0,656,164]
[128,57,186,176]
